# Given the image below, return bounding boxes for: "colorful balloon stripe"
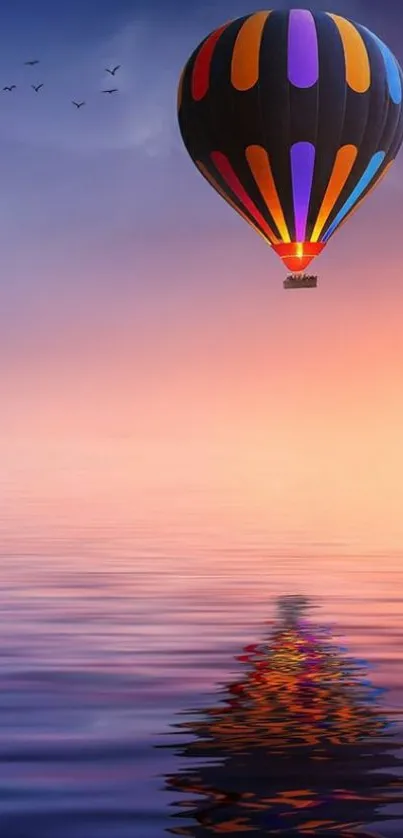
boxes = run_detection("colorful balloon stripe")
[288,9,319,88]
[335,159,394,235]
[231,11,271,91]
[245,145,290,242]
[365,29,402,104]
[291,142,316,242]
[191,23,229,101]
[327,14,370,93]
[196,160,271,244]
[210,151,280,243]
[323,151,386,241]
[311,145,358,242]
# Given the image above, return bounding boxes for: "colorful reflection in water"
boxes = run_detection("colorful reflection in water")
[162,596,403,836]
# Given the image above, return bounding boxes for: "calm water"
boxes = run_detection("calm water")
[0,531,402,837]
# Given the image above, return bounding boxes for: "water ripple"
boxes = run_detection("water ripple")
[0,551,401,836]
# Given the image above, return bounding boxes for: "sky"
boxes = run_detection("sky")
[1,0,403,552]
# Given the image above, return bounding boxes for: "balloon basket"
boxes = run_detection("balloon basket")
[283,274,318,289]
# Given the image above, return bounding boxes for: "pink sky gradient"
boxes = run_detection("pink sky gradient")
[2,196,403,553]
[1,0,403,555]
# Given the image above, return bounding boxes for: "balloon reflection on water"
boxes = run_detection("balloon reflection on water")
[162,596,403,836]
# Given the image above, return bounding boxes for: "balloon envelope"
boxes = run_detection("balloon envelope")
[177,10,403,273]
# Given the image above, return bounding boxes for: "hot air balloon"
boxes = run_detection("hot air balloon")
[177,10,403,288]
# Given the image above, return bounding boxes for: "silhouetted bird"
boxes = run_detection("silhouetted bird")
[24,60,39,66]
[31,83,43,92]
[102,88,118,94]
[3,85,16,91]
[105,65,120,75]
[72,100,85,108]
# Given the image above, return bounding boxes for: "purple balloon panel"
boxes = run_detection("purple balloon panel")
[288,9,319,88]
[291,142,316,241]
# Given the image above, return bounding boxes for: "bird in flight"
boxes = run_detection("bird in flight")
[102,88,118,94]
[72,100,85,108]
[31,83,44,92]
[24,59,39,66]
[3,85,16,91]
[105,65,121,75]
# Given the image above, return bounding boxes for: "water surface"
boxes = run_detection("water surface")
[0,535,401,836]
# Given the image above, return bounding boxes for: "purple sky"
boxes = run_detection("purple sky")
[0,0,401,342]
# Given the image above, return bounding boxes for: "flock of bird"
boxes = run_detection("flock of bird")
[2,59,122,108]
